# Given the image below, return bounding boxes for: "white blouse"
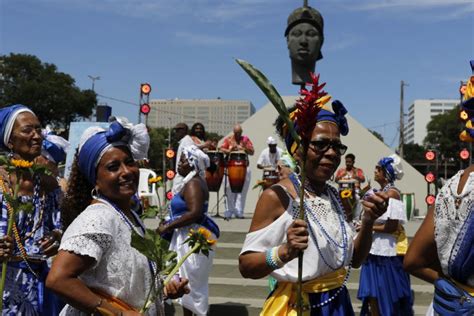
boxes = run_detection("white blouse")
[240,187,354,283]
[434,170,474,287]
[59,203,162,315]
[369,198,407,257]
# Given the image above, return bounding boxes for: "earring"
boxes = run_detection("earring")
[294,165,301,176]
[91,188,99,200]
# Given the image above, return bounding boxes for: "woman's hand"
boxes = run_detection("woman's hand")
[164,277,190,299]
[39,230,62,257]
[280,219,308,262]
[157,223,169,235]
[361,191,390,224]
[0,235,14,261]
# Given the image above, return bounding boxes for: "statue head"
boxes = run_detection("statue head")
[285,5,324,85]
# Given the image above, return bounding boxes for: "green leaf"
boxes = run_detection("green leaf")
[140,206,159,220]
[235,58,300,146]
[130,229,160,263]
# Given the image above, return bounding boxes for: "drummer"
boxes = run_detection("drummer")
[335,153,366,192]
[219,124,254,219]
[257,136,283,170]
[190,122,215,152]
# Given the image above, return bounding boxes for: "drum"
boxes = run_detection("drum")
[337,179,357,191]
[205,150,225,192]
[227,151,248,193]
[262,168,279,189]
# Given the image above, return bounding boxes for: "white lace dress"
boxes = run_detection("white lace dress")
[58,203,162,315]
[241,187,354,282]
[434,170,474,287]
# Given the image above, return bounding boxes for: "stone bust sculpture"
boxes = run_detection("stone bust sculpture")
[285,4,324,86]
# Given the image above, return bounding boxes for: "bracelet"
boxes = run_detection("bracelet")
[92,297,103,312]
[265,246,285,270]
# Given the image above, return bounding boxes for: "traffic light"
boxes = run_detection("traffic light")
[141,83,152,95]
[424,149,438,207]
[166,190,173,201]
[139,83,152,119]
[460,148,470,161]
[425,194,436,206]
[140,103,151,115]
[424,171,436,184]
[165,148,176,181]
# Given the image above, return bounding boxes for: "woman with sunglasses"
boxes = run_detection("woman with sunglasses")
[357,155,413,315]
[0,104,63,315]
[46,119,189,315]
[239,101,390,315]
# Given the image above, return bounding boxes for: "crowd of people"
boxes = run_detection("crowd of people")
[0,4,472,312]
[1,82,473,315]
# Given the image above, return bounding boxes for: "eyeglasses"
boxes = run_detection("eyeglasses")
[309,140,347,155]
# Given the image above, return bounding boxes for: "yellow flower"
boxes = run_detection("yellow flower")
[148,176,162,184]
[11,159,33,168]
[340,189,352,199]
[188,229,195,237]
[207,239,217,246]
[198,227,211,240]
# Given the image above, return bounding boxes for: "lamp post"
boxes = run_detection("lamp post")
[399,80,409,158]
[88,75,101,121]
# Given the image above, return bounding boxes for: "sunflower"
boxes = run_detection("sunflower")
[340,189,352,199]
[10,159,33,168]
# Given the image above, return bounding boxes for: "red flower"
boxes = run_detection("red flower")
[294,73,330,142]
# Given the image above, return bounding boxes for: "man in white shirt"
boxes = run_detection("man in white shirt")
[257,136,283,170]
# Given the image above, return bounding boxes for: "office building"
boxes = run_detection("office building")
[147,98,255,136]
[404,99,458,145]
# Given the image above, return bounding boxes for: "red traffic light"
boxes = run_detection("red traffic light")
[425,194,436,205]
[424,150,436,161]
[140,83,151,95]
[166,190,173,201]
[165,148,176,159]
[460,148,470,160]
[166,169,176,180]
[140,103,151,115]
[424,171,436,183]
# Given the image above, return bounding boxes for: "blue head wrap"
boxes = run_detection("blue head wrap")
[284,100,349,154]
[0,104,35,149]
[77,119,150,185]
[42,133,70,164]
[378,154,404,182]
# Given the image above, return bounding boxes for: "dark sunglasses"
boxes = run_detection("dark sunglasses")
[309,140,348,155]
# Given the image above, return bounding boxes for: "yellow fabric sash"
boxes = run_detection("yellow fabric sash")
[260,268,347,316]
[393,225,408,256]
[453,280,474,296]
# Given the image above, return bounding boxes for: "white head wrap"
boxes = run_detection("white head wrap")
[172,144,210,194]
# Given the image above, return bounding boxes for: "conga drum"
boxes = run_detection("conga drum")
[227,151,248,193]
[205,150,225,192]
[262,167,279,189]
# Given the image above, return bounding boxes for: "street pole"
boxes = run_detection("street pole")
[399,80,408,158]
[88,75,100,121]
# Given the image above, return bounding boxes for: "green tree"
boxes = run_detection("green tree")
[424,106,462,160]
[369,130,384,142]
[402,143,426,164]
[148,127,171,174]
[0,53,96,129]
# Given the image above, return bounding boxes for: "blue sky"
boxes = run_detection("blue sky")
[1,0,473,148]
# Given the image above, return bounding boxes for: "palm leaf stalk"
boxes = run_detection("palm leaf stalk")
[235,60,328,316]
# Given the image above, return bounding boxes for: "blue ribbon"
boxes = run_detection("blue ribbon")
[378,157,396,182]
[0,104,31,149]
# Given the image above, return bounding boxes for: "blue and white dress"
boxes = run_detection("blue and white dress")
[0,177,62,316]
[357,185,413,316]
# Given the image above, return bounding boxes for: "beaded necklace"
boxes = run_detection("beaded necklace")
[96,196,157,281]
[288,172,352,309]
[0,174,44,278]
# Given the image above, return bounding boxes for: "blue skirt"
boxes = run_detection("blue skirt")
[357,255,413,316]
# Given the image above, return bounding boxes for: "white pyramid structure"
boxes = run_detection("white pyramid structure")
[209,96,427,219]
